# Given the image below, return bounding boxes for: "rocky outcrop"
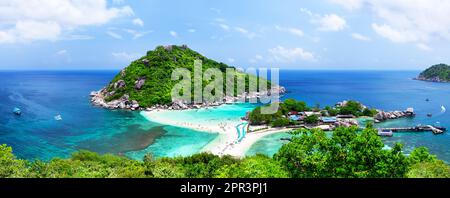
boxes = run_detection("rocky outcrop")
[334,119,359,127]
[114,80,126,89]
[142,59,150,66]
[90,85,286,111]
[414,76,450,83]
[135,77,146,90]
[374,108,415,123]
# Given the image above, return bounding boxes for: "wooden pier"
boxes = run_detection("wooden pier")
[379,125,446,135]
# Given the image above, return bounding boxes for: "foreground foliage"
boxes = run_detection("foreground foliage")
[0,126,448,178]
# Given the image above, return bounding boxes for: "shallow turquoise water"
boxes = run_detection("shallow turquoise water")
[246,132,292,157]
[125,125,218,159]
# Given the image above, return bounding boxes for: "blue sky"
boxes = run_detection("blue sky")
[0,0,449,70]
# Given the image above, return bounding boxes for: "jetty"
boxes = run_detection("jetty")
[378,125,446,135]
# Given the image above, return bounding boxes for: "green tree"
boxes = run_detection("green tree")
[275,127,409,178]
[283,99,308,112]
[304,115,319,124]
[215,154,289,178]
[362,108,377,117]
[339,100,363,116]
[324,106,339,116]
[0,144,28,178]
[407,147,437,165]
[272,117,291,127]
[407,161,450,178]
[169,153,238,178]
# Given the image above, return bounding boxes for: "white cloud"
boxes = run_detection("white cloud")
[351,33,371,41]
[56,49,67,55]
[311,36,321,43]
[301,8,346,32]
[170,31,178,38]
[316,14,347,32]
[212,19,257,40]
[300,8,316,17]
[210,8,222,15]
[329,0,364,10]
[0,0,134,43]
[332,0,450,49]
[416,43,432,51]
[234,27,257,39]
[275,26,304,37]
[371,24,417,43]
[218,24,230,31]
[227,58,235,63]
[214,18,227,23]
[123,29,152,39]
[106,31,123,39]
[249,55,264,63]
[112,0,125,5]
[188,29,196,33]
[268,46,315,63]
[112,52,141,61]
[132,18,144,26]
[62,34,94,40]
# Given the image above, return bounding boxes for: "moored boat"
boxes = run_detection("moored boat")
[13,107,21,115]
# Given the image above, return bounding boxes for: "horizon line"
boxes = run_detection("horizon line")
[0,68,423,72]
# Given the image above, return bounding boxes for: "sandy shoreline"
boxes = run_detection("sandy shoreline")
[140,109,291,157]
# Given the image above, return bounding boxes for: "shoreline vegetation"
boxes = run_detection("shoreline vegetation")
[1,126,449,178]
[246,99,416,131]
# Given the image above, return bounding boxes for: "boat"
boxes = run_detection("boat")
[441,105,446,113]
[378,129,393,137]
[426,98,430,102]
[13,107,21,115]
[54,115,62,121]
[427,113,433,117]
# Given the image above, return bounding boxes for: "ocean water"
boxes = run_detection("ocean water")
[0,71,217,161]
[247,70,450,162]
[1,70,449,162]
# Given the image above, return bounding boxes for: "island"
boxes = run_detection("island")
[415,64,450,82]
[90,45,285,110]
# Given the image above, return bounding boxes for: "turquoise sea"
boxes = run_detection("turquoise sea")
[0,70,449,162]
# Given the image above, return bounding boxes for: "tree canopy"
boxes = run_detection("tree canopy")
[276,126,409,178]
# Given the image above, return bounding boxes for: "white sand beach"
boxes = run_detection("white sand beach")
[140,107,291,157]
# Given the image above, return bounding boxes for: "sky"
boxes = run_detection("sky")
[0,0,449,70]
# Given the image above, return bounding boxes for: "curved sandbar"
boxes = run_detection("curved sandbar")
[140,105,291,157]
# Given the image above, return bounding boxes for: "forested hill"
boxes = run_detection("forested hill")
[416,64,450,82]
[91,45,280,109]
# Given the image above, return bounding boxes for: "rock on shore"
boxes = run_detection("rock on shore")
[90,85,286,111]
[374,108,415,123]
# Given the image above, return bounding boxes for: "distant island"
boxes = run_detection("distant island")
[415,64,450,82]
[90,45,284,110]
